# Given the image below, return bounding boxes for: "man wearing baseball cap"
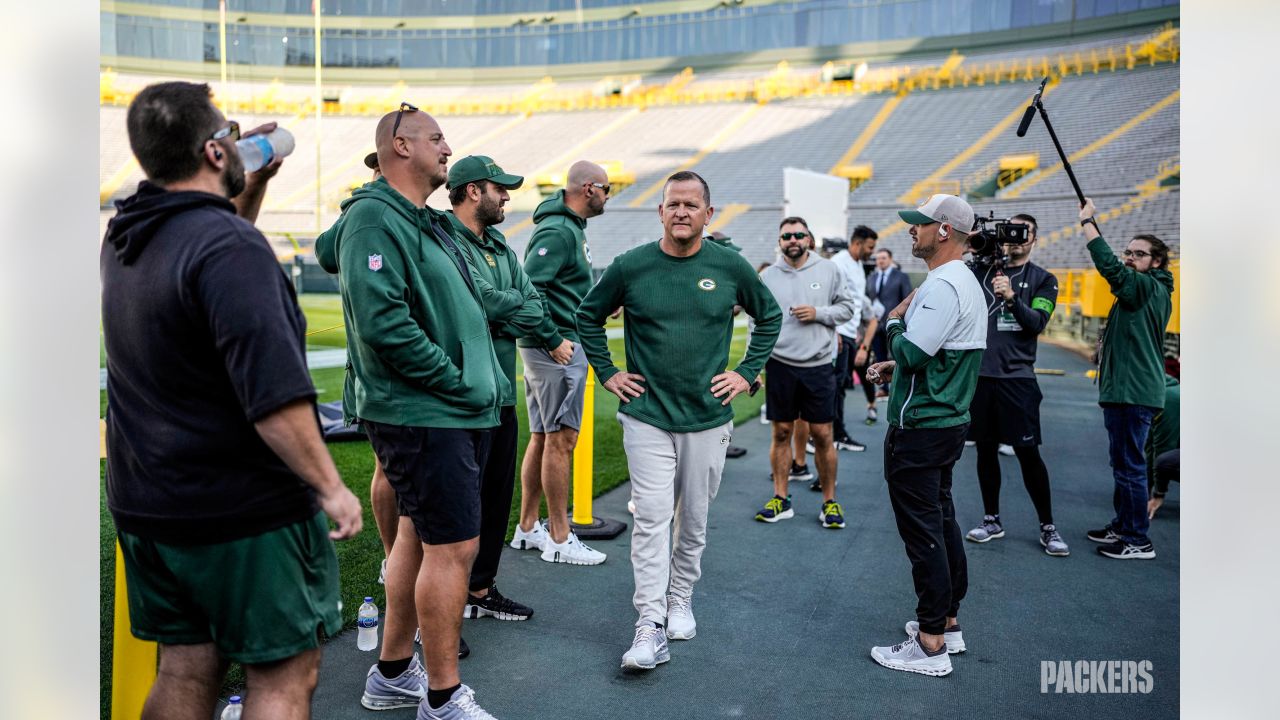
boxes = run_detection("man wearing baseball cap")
[865,194,986,677]
[445,156,553,626]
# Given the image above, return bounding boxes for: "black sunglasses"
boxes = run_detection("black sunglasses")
[391,101,418,139]
[780,231,810,240]
[209,120,240,144]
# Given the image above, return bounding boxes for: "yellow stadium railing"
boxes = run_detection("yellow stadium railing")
[101,24,1179,118]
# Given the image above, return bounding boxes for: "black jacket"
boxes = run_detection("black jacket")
[102,181,318,544]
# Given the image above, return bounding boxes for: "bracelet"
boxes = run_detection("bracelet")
[1080,217,1099,230]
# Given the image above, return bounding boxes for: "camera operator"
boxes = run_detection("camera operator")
[962,214,1070,557]
[1078,198,1174,560]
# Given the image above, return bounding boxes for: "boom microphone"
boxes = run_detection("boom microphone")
[1015,104,1036,137]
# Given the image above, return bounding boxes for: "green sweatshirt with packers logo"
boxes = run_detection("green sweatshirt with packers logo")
[1089,236,1174,409]
[576,240,782,433]
[446,211,551,407]
[315,178,506,428]
[519,190,594,350]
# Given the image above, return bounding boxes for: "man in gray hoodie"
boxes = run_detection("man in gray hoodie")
[755,216,857,529]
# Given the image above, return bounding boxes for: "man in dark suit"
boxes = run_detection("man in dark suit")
[868,248,914,371]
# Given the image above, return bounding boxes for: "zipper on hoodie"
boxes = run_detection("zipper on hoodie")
[899,374,916,427]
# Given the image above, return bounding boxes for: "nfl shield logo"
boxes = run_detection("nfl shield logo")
[368,254,383,271]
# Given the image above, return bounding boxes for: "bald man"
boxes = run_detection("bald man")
[319,105,502,718]
[513,160,611,566]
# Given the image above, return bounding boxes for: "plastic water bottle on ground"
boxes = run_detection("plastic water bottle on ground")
[759,404,769,424]
[220,695,242,720]
[236,128,295,173]
[357,596,379,651]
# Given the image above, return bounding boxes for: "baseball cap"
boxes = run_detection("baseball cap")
[898,194,976,233]
[446,155,524,191]
[364,152,379,170]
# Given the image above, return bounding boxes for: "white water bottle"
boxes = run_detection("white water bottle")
[220,695,242,720]
[357,597,379,651]
[759,404,769,424]
[236,127,295,173]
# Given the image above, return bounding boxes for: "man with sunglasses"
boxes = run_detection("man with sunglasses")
[755,217,857,529]
[865,194,985,677]
[322,103,505,719]
[513,160,612,566]
[103,81,362,720]
[1077,198,1174,561]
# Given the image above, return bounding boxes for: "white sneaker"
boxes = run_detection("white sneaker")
[805,441,817,455]
[540,531,606,565]
[509,520,548,551]
[627,499,636,515]
[378,557,387,585]
[998,443,1015,456]
[416,684,496,720]
[666,594,696,640]
[904,620,967,654]
[621,621,670,670]
[870,634,953,677]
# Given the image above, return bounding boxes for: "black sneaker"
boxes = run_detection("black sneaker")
[834,435,867,452]
[1097,541,1155,560]
[788,463,814,482]
[459,636,470,659]
[464,585,534,621]
[1086,526,1121,544]
[808,476,838,492]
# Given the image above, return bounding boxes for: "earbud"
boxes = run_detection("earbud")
[213,148,223,160]
[939,228,948,238]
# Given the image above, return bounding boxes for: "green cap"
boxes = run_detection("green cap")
[447,155,524,191]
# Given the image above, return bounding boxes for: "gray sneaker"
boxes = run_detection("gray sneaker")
[966,515,1005,543]
[666,595,696,640]
[870,634,952,677]
[620,621,670,670]
[361,653,428,710]
[904,620,966,654]
[1040,524,1070,556]
[416,684,496,720]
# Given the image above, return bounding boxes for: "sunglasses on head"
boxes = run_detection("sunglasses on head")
[391,101,418,138]
[780,231,810,240]
[209,121,240,143]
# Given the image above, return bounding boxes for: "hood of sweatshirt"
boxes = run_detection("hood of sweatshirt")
[1150,267,1175,294]
[773,250,824,274]
[317,177,438,272]
[104,181,235,265]
[531,189,586,228]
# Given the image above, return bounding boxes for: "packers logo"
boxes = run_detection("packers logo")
[697,278,717,291]
[484,253,496,268]
[809,281,821,290]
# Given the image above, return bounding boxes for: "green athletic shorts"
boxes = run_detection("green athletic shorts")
[117,511,343,664]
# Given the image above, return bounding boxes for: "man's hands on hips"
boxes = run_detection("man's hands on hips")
[319,484,363,540]
[603,371,646,403]
[710,370,749,406]
[549,339,575,365]
[866,360,896,386]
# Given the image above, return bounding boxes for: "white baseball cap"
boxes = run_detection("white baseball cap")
[898,194,976,233]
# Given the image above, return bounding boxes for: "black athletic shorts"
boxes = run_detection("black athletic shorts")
[364,420,491,545]
[765,357,837,424]
[966,376,1042,446]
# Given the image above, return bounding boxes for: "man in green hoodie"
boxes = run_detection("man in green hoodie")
[445,155,552,624]
[319,107,504,719]
[1078,198,1175,561]
[513,160,611,566]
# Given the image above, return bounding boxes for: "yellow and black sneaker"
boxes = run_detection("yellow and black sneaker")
[755,495,794,523]
[820,500,846,529]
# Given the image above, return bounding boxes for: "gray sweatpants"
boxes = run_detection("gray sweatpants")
[618,413,732,627]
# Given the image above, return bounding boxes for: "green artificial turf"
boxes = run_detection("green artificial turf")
[100,298,765,714]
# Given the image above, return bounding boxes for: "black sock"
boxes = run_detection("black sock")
[428,684,461,709]
[377,656,412,679]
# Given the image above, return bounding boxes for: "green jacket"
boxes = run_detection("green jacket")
[446,211,549,407]
[1147,374,1180,490]
[1089,236,1174,409]
[518,190,593,349]
[315,178,507,428]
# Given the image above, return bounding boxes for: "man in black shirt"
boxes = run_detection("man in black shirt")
[962,214,1069,557]
[103,82,361,720]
